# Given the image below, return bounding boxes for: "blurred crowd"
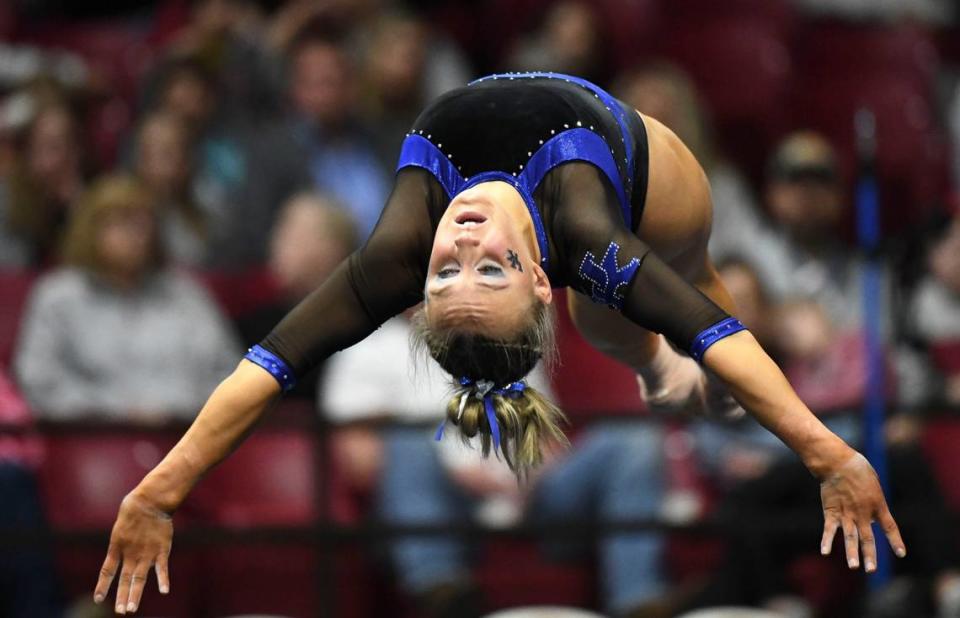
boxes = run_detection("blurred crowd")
[2,0,960,617]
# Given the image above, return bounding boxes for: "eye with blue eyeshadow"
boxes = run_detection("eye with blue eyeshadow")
[437,266,460,279]
[478,264,504,276]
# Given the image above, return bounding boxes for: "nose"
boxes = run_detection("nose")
[454,233,480,249]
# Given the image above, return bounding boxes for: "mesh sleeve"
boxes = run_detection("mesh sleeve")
[257,169,438,378]
[551,163,732,355]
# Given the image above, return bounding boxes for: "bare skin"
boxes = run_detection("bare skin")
[94,112,904,614]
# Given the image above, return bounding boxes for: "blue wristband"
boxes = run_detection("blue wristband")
[689,317,747,362]
[244,344,297,392]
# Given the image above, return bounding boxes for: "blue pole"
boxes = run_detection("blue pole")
[854,109,891,586]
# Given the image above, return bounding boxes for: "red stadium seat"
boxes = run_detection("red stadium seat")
[930,341,960,376]
[665,18,792,121]
[197,429,320,617]
[592,0,663,68]
[0,270,37,370]
[661,14,794,178]
[789,22,949,235]
[795,22,939,88]
[38,433,179,529]
[478,540,594,610]
[201,430,317,526]
[662,0,796,29]
[193,267,282,319]
[551,290,644,420]
[922,419,960,512]
[791,72,948,234]
[15,21,157,167]
[36,431,201,615]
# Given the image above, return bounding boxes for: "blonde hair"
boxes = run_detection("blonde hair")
[61,174,164,274]
[411,302,567,478]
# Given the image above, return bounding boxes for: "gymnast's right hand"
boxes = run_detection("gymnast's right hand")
[94,489,173,615]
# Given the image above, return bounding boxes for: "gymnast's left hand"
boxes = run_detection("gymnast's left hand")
[94,489,173,614]
[818,451,906,572]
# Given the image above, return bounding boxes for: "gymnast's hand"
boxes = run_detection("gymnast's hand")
[818,451,906,572]
[94,490,173,614]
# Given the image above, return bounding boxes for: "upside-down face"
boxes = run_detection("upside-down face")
[425,181,552,338]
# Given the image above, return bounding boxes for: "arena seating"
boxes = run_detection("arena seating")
[36,431,201,616]
[922,418,960,511]
[659,2,795,182]
[790,22,949,235]
[196,429,320,617]
[13,21,156,168]
[192,267,282,319]
[551,290,644,420]
[0,270,36,370]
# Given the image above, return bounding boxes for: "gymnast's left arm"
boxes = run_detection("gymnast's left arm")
[617,247,905,572]
[554,166,905,572]
[701,331,906,572]
[624,253,906,573]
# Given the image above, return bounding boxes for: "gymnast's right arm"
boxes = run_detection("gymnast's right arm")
[95,170,436,614]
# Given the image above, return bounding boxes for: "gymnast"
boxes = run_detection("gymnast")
[95,72,906,614]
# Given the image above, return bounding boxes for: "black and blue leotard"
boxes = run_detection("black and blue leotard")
[249,73,744,390]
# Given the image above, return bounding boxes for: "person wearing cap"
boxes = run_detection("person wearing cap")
[728,131,876,332]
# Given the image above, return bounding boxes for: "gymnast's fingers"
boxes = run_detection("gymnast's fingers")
[858,520,877,573]
[878,506,906,558]
[124,561,152,614]
[842,517,860,569]
[155,548,171,595]
[114,560,136,615]
[94,545,119,604]
[820,514,839,556]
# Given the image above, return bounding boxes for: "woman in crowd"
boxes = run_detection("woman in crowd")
[15,174,240,422]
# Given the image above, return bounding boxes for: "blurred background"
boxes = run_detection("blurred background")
[1,0,960,617]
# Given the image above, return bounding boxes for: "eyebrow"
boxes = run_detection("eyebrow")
[430,278,510,298]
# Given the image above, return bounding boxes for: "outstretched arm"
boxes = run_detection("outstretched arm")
[94,169,437,614]
[552,165,905,574]
[702,331,906,570]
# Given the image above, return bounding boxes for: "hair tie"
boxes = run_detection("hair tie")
[434,378,527,449]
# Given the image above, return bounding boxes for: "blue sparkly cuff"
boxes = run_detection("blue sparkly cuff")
[689,317,747,362]
[244,344,297,392]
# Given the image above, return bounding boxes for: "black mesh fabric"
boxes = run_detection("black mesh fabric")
[259,79,731,378]
[547,163,730,347]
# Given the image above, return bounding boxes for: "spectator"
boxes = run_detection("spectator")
[0,369,62,618]
[236,192,357,400]
[0,99,85,266]
[611,62,764,266]
[506,1,610,85]
[132,110,211,266]
[14,174,240,422]
[156,0,282,128]
[909,213,960,404]
[733,131,893,332]
[285,30,390,241]
[359,10,472,171]
[148,60,248,258]
[229,29,388,262]
[322,315,679,618]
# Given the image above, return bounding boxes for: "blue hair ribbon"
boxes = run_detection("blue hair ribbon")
[434,378,527,450]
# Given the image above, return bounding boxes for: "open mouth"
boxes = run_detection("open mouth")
[455,212,487,226]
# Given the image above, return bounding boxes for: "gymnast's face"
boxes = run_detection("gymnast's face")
[425,182,552,337]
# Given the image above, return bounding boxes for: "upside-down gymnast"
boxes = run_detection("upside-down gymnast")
[95,72,905,614]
